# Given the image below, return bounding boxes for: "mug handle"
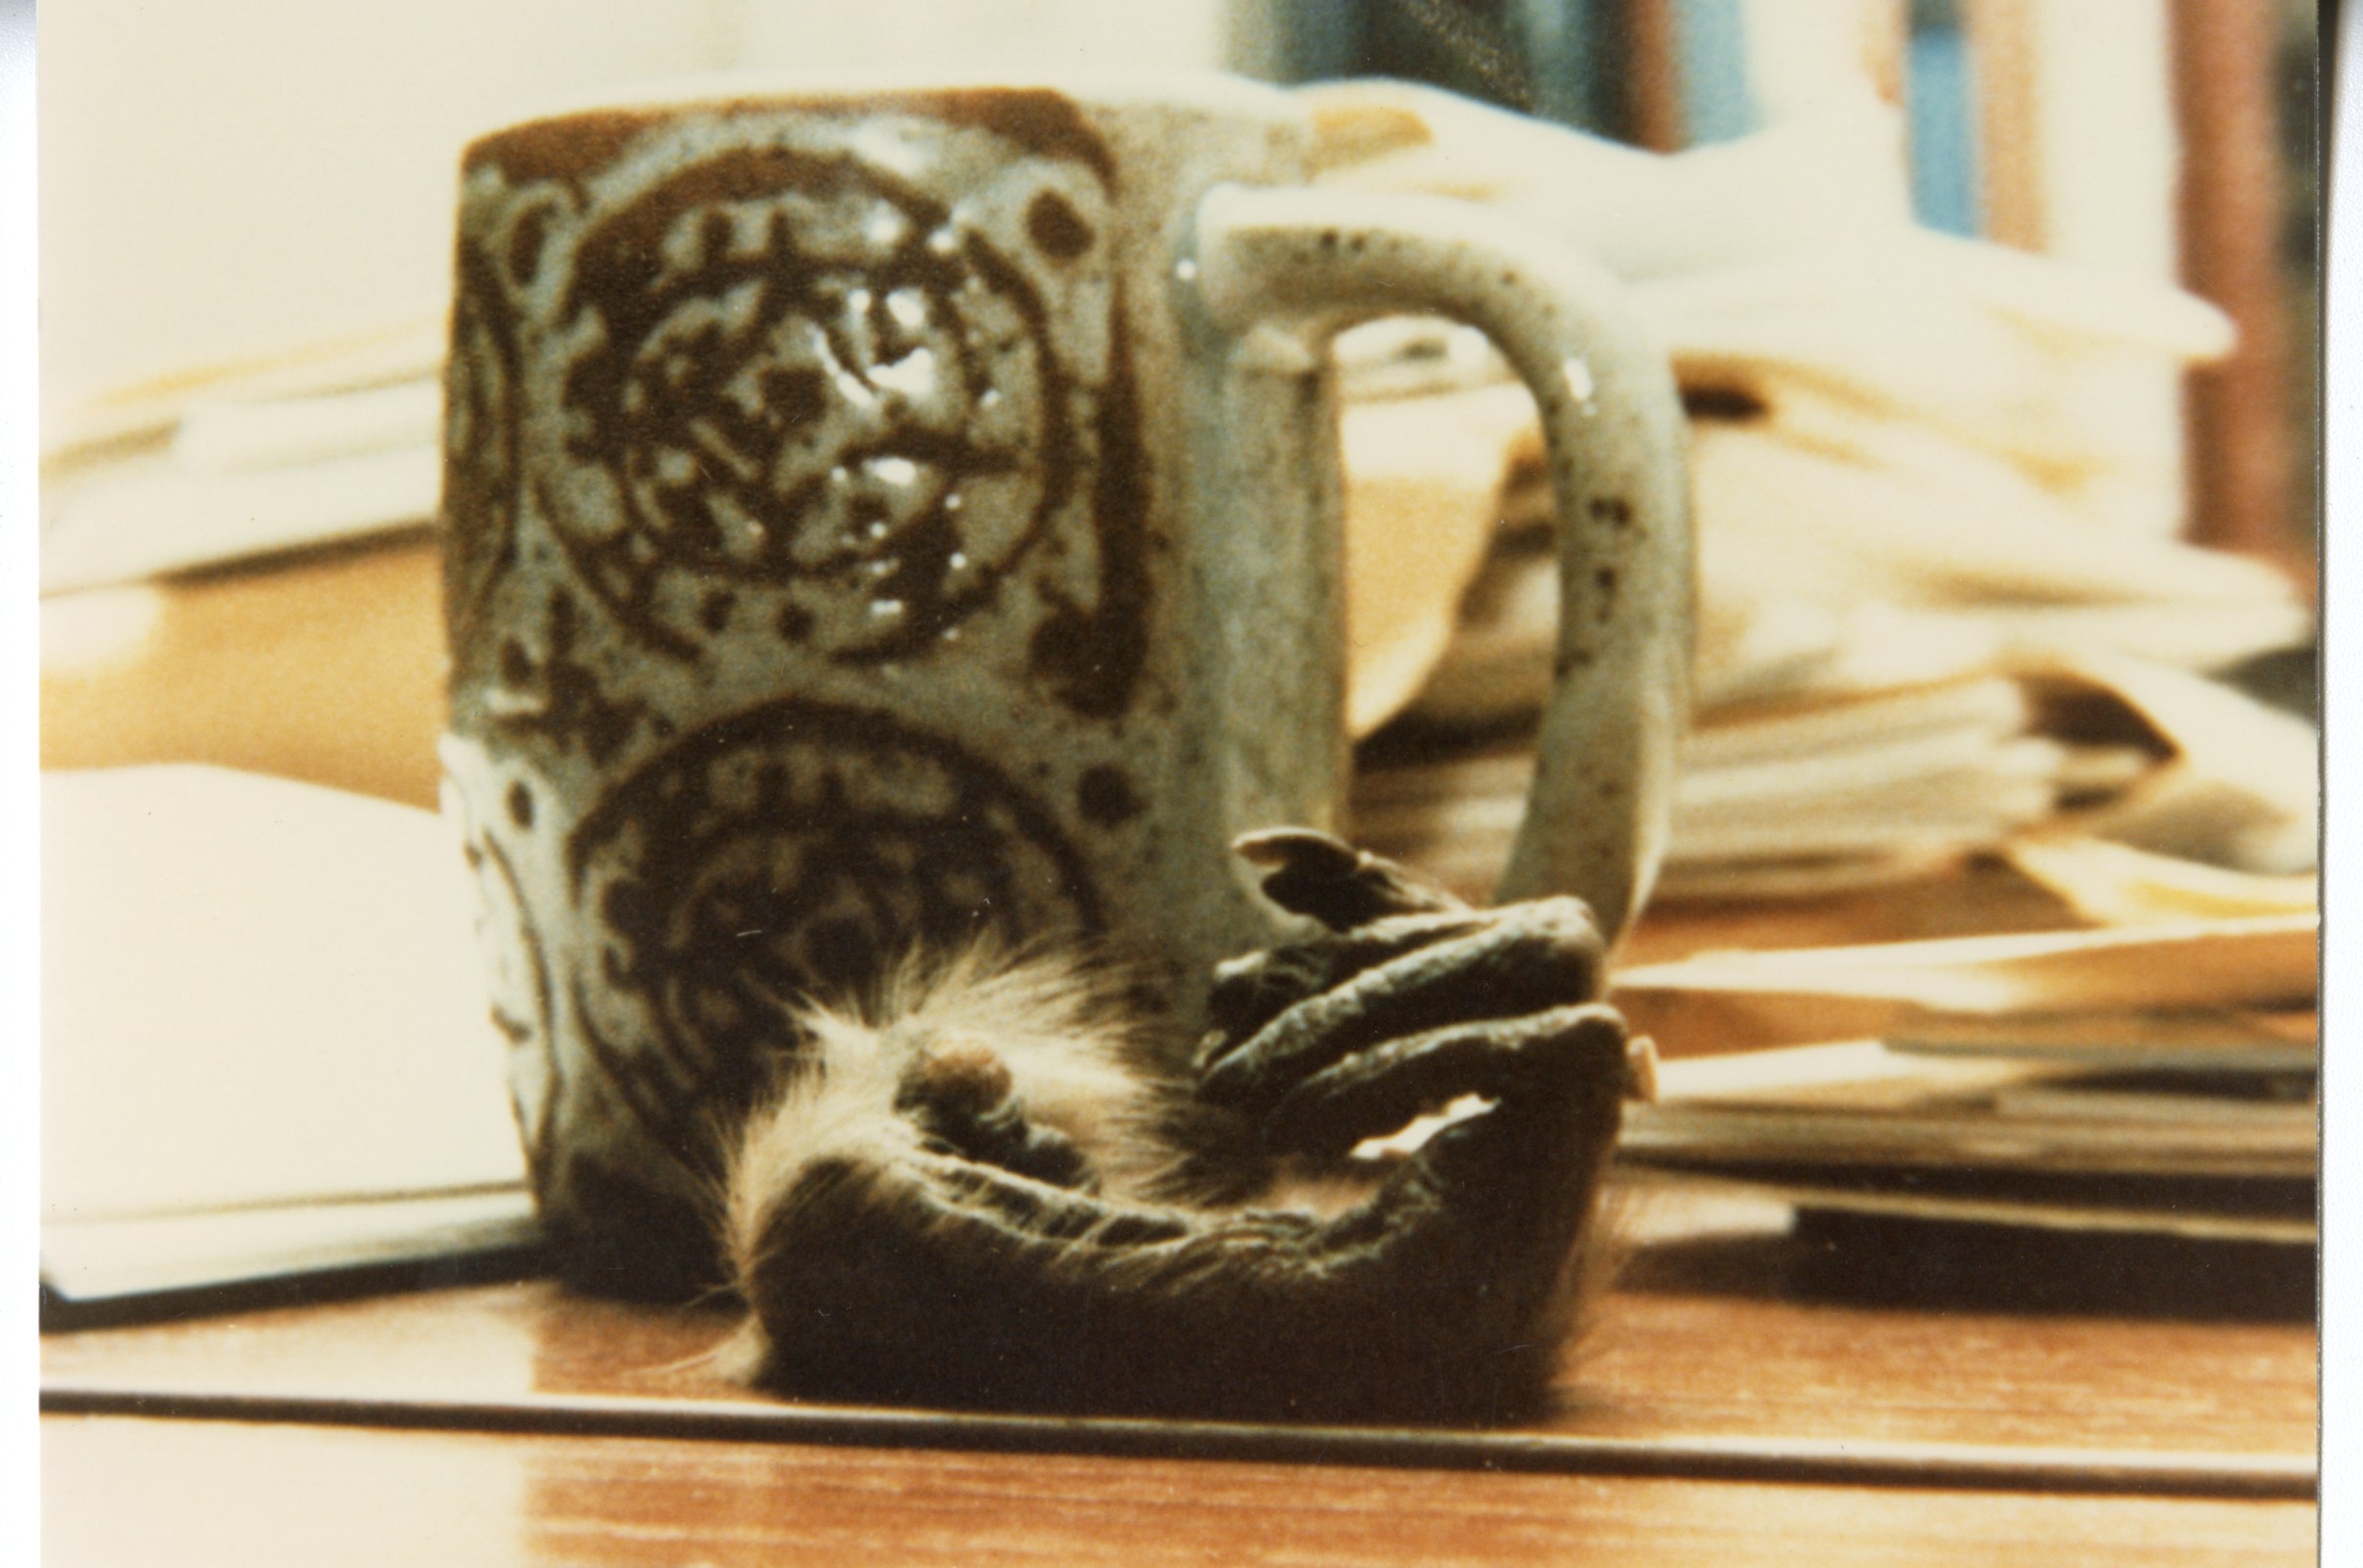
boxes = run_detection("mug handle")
[1188,185,1692,946]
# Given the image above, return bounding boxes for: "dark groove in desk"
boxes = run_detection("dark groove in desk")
[41,1384,2317,1500]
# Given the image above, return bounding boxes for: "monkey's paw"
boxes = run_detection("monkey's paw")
[1195,830,1652,1159]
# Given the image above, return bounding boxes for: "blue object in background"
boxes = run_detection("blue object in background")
[1673,0,1755,144]
[1907,0,1983,235]
[1261,0,1990,211]
[1511,0,1610,132]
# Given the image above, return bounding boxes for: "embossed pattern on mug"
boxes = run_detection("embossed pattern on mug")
[443,230,528,658]
[563,695,1106,1165]
[450,100,1152,707]
[449,789,562,1198]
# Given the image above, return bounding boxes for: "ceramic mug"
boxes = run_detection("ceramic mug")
[438,72,1689,1292]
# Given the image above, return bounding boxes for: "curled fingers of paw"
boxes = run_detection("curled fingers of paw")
[1198,898,1609,1109]
[1233,829,1469,930]
[1198,909,1493,1063]
[1260,1003,1629,1159]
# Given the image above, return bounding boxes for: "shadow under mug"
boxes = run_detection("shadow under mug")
[438,72,1690,1293]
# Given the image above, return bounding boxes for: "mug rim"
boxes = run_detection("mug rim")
[463,67,1304,171]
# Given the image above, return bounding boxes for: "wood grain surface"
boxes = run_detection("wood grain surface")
[43,1414,2318,1568]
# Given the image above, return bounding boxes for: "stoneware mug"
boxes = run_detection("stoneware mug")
[438,72,1689,1292]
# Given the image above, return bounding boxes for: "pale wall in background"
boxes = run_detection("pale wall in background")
[38,0,1229,422]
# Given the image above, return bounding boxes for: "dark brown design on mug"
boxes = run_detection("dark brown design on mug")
[886,89,1118,185]
[547,1145,724,1296]
[466,110,655,194]
[455,806,563,1204]
[441,226,529,658]
[1075,762,1144,828]
[489,588,653,766]
[544,128,1125,674]
[563,696,1106,1163]
[464,88,1118,194]
[1028,317,1150,718]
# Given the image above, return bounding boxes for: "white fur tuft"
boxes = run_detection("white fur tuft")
[721,943,1168,1300]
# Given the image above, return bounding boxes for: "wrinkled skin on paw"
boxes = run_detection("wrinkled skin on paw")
[730,829,1643,1424]
[1203,829,1615,1158]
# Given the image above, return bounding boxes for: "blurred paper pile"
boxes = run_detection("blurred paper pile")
[1607,902,2318,1244]
[1316,81,2317,904]
[41,321,448,595]
[1311,83,2318,1243]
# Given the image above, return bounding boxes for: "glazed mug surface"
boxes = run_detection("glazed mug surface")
[438,72,1689,1291]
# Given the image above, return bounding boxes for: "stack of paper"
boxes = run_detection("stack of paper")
[1606,907,2318,1243]
[42,766,536,1312]
[40,322,446,596]
[1620,1035,2315,1245]
[1309,80,2316,901]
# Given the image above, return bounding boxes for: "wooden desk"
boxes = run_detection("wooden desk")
[42,1185,2316,1565]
